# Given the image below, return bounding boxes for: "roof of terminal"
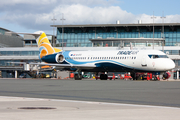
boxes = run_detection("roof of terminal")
[0,27,21,37]
[51,23,180,28]
[0,27,13,32]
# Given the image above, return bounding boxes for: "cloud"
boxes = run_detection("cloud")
[0,0,180,32]
[52,4,134,24]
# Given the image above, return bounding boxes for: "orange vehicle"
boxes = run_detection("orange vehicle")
[118,74,124,79]
[124,73,132,80]
[162,72,171,80]
[135,72,160,81]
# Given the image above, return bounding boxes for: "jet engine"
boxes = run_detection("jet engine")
[163,72,171,80]
[56,54,64,63]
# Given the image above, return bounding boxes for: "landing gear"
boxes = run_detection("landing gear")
[130,72,136,80]
[100,74,108,80]
[74,69,82,80]
[74,74,82,80]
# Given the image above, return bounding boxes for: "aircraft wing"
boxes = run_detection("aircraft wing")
[29,63,96,69]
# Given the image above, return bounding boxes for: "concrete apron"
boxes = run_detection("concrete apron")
[0,96,180,120]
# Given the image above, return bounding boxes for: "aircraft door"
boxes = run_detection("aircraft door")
[141,55,147,67]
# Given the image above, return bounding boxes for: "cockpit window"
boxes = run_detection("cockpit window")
[148,55,168,59]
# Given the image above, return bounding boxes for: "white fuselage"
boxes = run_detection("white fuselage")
[62,50,175,72]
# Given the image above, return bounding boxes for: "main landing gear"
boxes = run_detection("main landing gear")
[74,74,82,80]
[95,72,109,80]
[100,74,108,80]
[74,70,82,80]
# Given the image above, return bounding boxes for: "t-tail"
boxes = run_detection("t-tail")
[35,31,62,59]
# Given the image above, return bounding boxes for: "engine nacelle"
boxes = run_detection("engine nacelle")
[56,54,64,63]
[163,72,171,80]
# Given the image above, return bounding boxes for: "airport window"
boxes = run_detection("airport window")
[57,27,180,47]
[6,51,14,56]
[0,51,39,56]
[25,40,31,44]
[172,50,179,55]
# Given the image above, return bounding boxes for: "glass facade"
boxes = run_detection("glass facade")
[0,28,6,35]
[0,60,40,67]
[0,51,39,56]
[56,25,180,47]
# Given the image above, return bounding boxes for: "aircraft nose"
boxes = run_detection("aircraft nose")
[166,59,175,70]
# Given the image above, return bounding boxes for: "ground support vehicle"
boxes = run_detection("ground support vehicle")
[135,72,160,81]
[95,73,115,80]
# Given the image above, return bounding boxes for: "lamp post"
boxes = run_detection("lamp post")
[151,12,156,49]
[60,13,65,51]
[51,14,56,47]
[161,12,166,52]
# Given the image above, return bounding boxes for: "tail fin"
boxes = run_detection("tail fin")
[35,31,62,58]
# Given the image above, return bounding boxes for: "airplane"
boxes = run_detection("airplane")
[24,31,176,80]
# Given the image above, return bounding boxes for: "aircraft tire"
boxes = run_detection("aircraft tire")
[74,74,82,80]
[100,74,108,80]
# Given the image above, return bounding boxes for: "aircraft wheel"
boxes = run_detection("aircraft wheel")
[100,74,108,80]
[74,74,82,80]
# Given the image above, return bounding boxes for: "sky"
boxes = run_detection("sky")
[0,0,180,34]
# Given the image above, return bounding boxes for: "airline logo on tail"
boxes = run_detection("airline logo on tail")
[35,31,61,58]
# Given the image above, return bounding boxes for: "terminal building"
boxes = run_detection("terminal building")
[1,22,180,79]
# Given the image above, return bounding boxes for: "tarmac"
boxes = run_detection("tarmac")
[1,96,180,120]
